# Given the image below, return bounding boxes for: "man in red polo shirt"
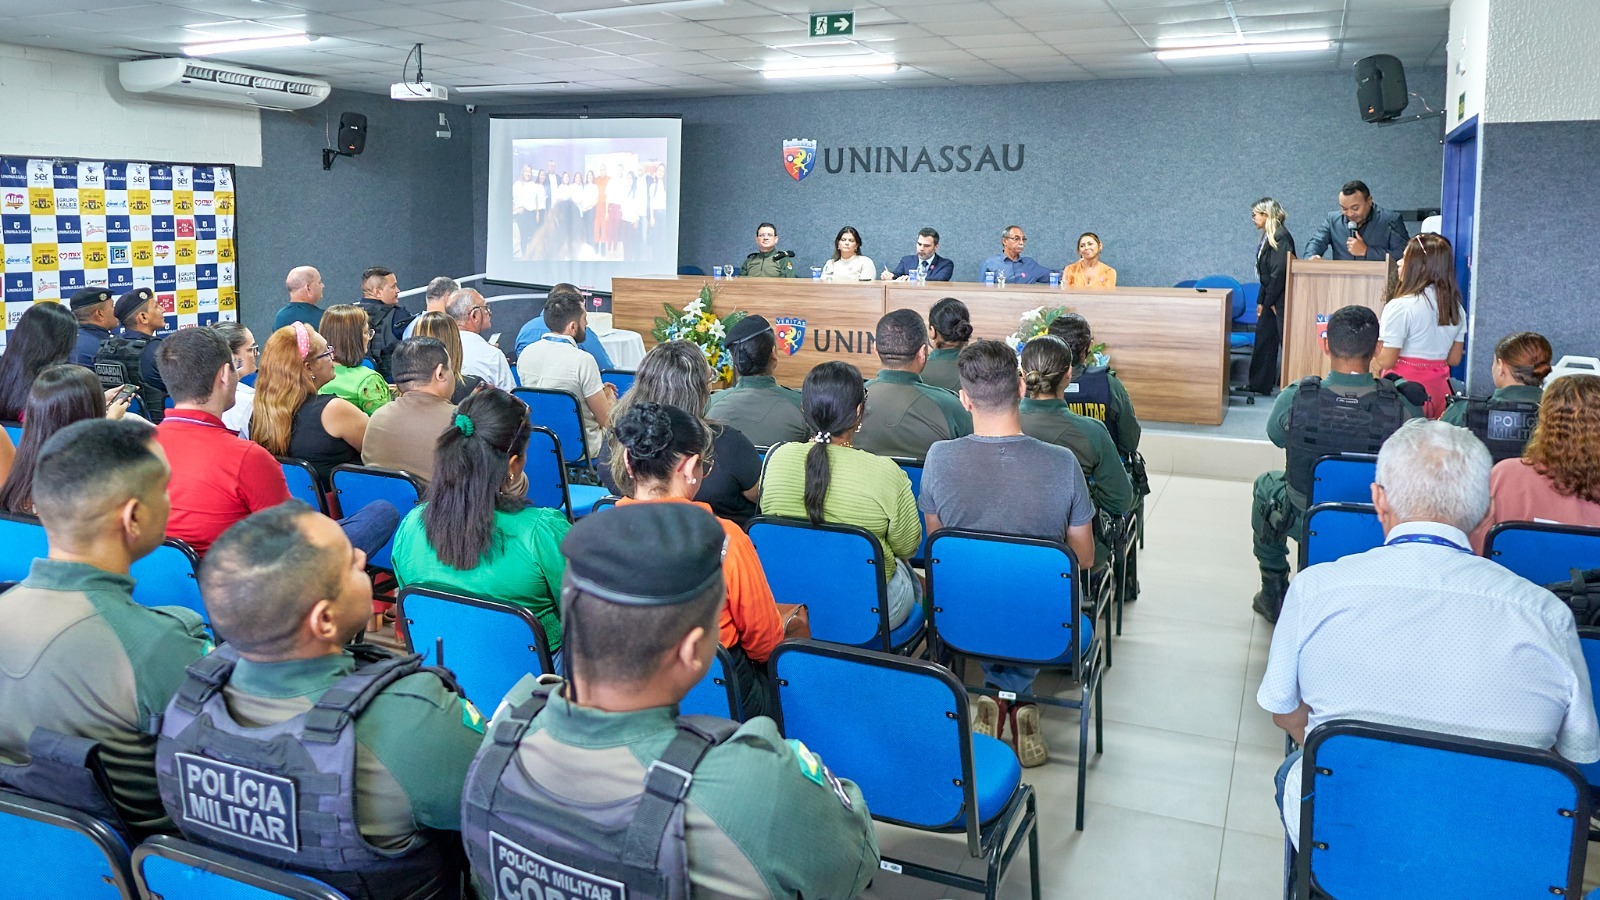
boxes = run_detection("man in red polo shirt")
[153,328,288,556]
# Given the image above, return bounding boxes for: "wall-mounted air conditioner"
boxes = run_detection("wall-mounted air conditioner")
[119,58,330,111]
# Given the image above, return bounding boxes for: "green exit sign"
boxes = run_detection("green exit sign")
[809,11,854,37]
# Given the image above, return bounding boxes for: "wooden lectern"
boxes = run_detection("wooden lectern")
[1280,258,1392,386]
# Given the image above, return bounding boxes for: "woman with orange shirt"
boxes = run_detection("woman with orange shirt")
[1062,232,1117,288]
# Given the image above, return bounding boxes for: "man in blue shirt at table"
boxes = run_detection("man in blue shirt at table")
[882,227,954,282]
[514,282,617,370]
[978,226,1051,284]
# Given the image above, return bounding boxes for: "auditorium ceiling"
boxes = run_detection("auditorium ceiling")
[4,0,1450,100]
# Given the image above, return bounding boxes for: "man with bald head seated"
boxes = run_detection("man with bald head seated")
[854,308,973,460]
[156,501,482,899]
[274,265,326,331]
[0,419,211,836]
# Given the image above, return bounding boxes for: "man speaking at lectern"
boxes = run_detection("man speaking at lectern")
[1303,180,1409,261]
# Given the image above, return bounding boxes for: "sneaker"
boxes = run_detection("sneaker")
[973,695,1002,739]
[1012,703,1049,767]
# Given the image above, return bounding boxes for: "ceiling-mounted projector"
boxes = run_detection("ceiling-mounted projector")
[391,82,448,101]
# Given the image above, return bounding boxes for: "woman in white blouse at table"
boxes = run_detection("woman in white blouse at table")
[821,225,875,282]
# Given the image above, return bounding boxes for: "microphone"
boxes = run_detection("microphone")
[772,249,794,260]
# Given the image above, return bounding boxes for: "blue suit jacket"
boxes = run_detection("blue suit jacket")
[889,253,954,282]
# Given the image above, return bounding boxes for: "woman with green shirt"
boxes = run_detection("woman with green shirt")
[759,361,922,628]
[920,297,972,392]
[393,388,571,662]
[317,304,393,415]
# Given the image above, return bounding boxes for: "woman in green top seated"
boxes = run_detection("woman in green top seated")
[759,361,921,628]
[317,304,392,415]
[920,296,971,392]
[392,388,571,665]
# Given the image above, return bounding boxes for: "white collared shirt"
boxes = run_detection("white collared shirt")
[458,328,516,391]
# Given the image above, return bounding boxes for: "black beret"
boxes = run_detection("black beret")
[68,288,112,311]
[725,314,772,346]
[561,503,726,606]
[114,288,154,322]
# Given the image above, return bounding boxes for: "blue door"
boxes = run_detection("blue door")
[1441,116,1477,382]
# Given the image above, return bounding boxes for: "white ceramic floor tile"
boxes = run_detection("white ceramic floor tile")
[1215,828,1287,900]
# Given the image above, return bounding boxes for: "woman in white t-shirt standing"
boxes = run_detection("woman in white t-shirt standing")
[1373,232,1465,418]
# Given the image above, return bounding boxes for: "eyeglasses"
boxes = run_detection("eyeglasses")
[308,348,335,362]
[697,455,716,478]
[1005,234,1026,243]
[365,328,375,340]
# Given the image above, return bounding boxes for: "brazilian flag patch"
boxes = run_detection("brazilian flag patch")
[787,739,853,811]
[462,699,486,734]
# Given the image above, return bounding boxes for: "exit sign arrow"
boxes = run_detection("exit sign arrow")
[808,11,854,37]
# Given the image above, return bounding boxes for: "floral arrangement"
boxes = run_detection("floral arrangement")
[651,284,748,384]
[1006,305,1109,367]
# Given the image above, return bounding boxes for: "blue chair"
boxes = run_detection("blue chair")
[277,456,329,515]
[130,539,207,622]
[924,529,1103,831]
[1295,720,1588,899]
[1240,282,1261,327]
[523,426,608,520]
[746,516,925,653]
[599,369,635,397]
[0,790,134,898]
[1173,279,1198,288]
[1309,453,1377,507]
[134,835,347,900]
[328,464,424,571]
[771,642,1040,900]
[396,585,555,709]
[888,456,927,561]
[0,511,49,583]
[1,420,22,446]
[1485,522,1600,586]
[513,387,593,469]
[679,645,743,721]
[1299,502,1385,569]
[677,265,706,276]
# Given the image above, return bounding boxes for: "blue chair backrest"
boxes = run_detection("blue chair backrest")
[1238,282,1261,326]
[129,539,207,621]
[677,265,706,276]
[277,457,328,515]
[397,586,553,709]
[925,530,1084,668]
[134,835,347,900]
[1,420,22,446]
[1309,453,1377,507]
[1301,502,1385,568]
[1485,522,1600,586]
[328,465,423,570]
[522,425,574,516]
[1578,628,1600,792]
[1195,274,1245,320]
[1298,720,1587,898]
[772,642,973,829]
[514,388,589,466]
[0,790,133,899]
[599,370,635,397]
[0,512,49,583]
[1173,279,1198,288]
[679,645,742,720]
[746,517,888,648]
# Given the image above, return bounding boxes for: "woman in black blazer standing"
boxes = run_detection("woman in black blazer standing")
[1249,197,1296,395]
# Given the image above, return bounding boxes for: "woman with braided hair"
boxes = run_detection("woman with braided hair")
[1046,312,1142,457]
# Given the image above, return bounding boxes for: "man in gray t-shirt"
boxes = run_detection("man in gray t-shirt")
[917,340,1096,768]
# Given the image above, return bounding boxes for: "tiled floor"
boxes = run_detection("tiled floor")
[864,471,1288,899]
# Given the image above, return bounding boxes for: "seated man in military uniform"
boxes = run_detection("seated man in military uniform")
[1251,304,1424,622]
[0,419,211,836]
[463,502,880,900]
[854,308,973,460]
[738,222,796,277]
[704,315,809,448]
[157,501,484,900]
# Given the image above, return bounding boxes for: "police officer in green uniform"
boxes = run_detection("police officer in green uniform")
[1047,313,1142,457]
[156,502,484,899]
[0,419,211,836]
[855,308,973,459]
[1440,330,1550,462]
[1251,305,1424,622]
[738,222,797,278]
[705,315,809,447]
[462,503,879,900]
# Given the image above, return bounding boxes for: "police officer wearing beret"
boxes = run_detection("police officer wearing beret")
[704,315,809,448]
[93,288,169,422]
[463,503,879,900]
[68,287,117,368]
[738,222,797,278]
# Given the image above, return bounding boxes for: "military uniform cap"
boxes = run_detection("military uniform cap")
[114,288,155,322]
[561,503,725,606]
[725,315,773,346]
[68,288,113,311]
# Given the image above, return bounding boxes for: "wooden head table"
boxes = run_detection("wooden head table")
[610,275,1230,426]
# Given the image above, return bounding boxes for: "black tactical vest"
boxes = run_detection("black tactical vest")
[92,334,149,391]
[1285,376,1407,497]
[1463,396,1540,463]
[461,686,738,900]
[0,728,130,842]
[1065,365,1114,429]
[156,647,462,900]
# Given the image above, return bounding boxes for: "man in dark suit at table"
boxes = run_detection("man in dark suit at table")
[881,227,954,282]
[1302,180,1410,261]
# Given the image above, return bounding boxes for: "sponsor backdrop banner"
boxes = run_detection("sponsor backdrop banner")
[0,157,238,351]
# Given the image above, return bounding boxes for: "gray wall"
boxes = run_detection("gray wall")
[472,69,1445,291]
[235,89,475,341]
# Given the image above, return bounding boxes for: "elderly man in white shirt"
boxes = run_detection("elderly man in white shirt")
[1259,419,1600,849]
[446,288,515,391]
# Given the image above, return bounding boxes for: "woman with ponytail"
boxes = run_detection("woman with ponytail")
[1443,331,1552,427]
[392,388,571,659]
[610,400,788,716]
[1046,312,1141,457]
[758,361,921,628]
[920,297,973,392]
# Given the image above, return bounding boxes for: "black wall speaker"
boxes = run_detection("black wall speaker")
[1356,55,1408,123]
[337,112,367,155]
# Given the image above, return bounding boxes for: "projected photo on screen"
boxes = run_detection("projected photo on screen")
[488,118,681,291]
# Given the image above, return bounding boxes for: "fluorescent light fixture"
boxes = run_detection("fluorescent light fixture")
[763,61,900,79]
[455,82,572,94]
[1155,40,1332,61]
[554,0,725,21]
[182,33,313,56]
